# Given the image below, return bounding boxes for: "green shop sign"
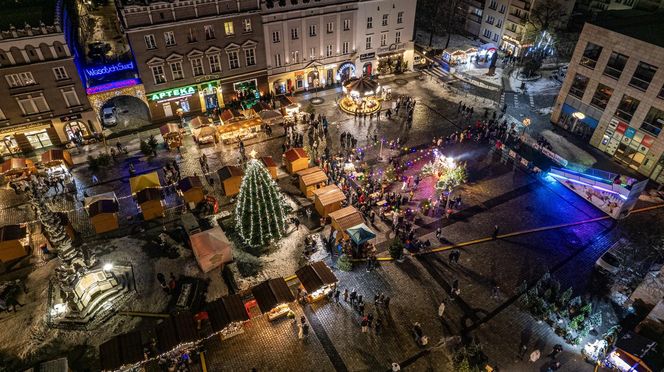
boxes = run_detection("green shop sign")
[149,86,197,101]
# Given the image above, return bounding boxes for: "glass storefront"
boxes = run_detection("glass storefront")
[25,130,52,149]
[65,121,90,141]
[599,118,654,170]
[1,136,19,155]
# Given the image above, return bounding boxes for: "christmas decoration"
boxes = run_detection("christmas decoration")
[235,159,290,249]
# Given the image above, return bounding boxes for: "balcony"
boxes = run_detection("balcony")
[504,27,520,39]
[510,0,530,10]
[507,13,526,25]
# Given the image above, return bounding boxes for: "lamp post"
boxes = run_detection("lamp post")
[571,111,585,134]
[521,117,531,137]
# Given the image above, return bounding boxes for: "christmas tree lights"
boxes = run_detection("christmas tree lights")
[235,159,290,248]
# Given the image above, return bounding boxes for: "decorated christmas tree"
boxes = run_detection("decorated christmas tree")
[235,157,290,249]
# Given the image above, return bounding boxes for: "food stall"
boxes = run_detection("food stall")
[41,149,74,171]
[207,294,250,340]
[190,227,233,273]
[84,192,120,234]
[283,148,309,174]
[347,223,377,257]
[217,117,263,145]
[130,171,164,221]
[605,331,662,371]
[295,261,338,302]
[442,45,478,66]
[313,184,346,218]
[99,330,145,372]
[261,156,278,179]
[328,206,365,243]
[1,158,35,180]
[0,224,28,265]
[257,105,285,126]
[178,176,205,206]
[297,166,328,198]
[274,95,300,118]
[160,123,183,149]
[189,115,213,130]
[250,278,295,321]
[193,125,218,145]
[217,165,244,197]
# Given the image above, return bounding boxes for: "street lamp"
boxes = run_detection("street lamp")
[571,111,585,133]
[522,117,531,136]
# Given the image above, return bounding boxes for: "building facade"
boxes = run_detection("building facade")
[0,5,99,155]
[117,0,269,122]
[463,0,486,37]
[551,13,664,182]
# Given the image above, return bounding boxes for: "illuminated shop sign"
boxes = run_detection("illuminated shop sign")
[85,62,135,77]
[86,78,140,95]
[149,86,197,101]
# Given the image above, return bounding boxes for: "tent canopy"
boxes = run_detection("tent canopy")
[1,158,34,176]
[343,77,380,95]
[190,116,211,129]
[41,149,73,168]
[346,223,376,245]
[251,278,295,313]
[190,227,233,273]
[130,172,161,194]
[195,125,217,138]
[295,261,338,293]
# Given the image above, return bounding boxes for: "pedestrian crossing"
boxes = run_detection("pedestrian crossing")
[421,66,458,84]
[528,94,535,110]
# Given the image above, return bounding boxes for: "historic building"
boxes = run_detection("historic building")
[551,10,664,182]
[0,0,98,155]
[117,0,268,121]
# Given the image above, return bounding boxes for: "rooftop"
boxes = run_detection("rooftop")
[590,9,664,49]
[0,0,58,31]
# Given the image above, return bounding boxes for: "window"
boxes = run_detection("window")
[641,107,664,136]
[499,4,506,13]
[61,87,80,107]
[164,31,176,46]
[342,41,350,54]
[382,14,388,26]
[569,74,589,99]
[245,48,256,66]
[224,21,235,36]
[489,0,497,10]
[272,31,281,43]
[327,22,334,33]
[366,36,372,49]
[590,83,613,110]
[397,11,403,24]
[309,25,317,36]
[603,52,628,80]
[580,42,602,69]
[208,54,222,73]
[483,28,492,38]
[310,48,316,59]
[395,31,401,43]
[170,61,184,80]
[493,33,499,42]
[380,33,387,47]
[52,67,68,81]
[191,58,204,76]
[629,62,657,92]
[151,65,166,84]
[291,50,299,63]
[659,84,664,100]
[496,19,503,28]
[343,19,351,31]
[6,74,21,87]
[367,17,373,29]
[187,28,197,43]
[144,34,157,49]
[0,109,5,120]
[274,54,282,67]
[228,51,240,69]
[486,15,495,25]
[291,28,299,39]
[204,25,215,40]
[243,19,252,32]
[17,95,49,115]
[615,94,640,122]
[326,44,333,57]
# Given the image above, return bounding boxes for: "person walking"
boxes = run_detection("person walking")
[383,296,391,311]
[375,318,383,334]
[350,289,357,306]
[438,300,446,321]
[548,344,563,359]
[344,288,349,303]
[334,289,341,303]
[361,316,369,333]
[157,273,169,294]
[298,322,304,339]
[302,322,310,338]
[491,285,500,300]
[492,225,500,239]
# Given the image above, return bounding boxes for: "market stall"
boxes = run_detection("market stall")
[190,227,233,273]
[1,158,35,179]
[189,115,212,129]
[160,123,183,149]
[135,188,164,220]
[217,116,263,145]
[217,165,244,197]
[257,106,284,126]
[274,95,300,118]
[347,223,376,257]
[328,206,365,242]
[0,224,28,264]
[129,172,161,194]
[84,192,119,234]
[193,125,218,145]
[251,278,295,321]
[295,261,338,302]
[338,77,381,115]
[155,312,198,354]
[99,330,144,372]
[297,166,328,198]
[41,149,73,171]
[261,156,278,180]
[313,184,346,218]
[178,176,205,206]
[442,45,478,66]
[283,148,309,174]
[207,294,249,339]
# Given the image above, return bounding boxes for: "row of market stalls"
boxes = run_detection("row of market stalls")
[0,149,74,181]
[441,43,498,66]
[99,261,337,371]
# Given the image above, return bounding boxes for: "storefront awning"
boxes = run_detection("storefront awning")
[130,172,161,194]
[251,278,295,313]
[295,261,338,293]
[207,294,249,332]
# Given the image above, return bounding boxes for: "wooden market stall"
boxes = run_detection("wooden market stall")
[295,261,338,302]
[260,156,278,179]
[41,149,73,170]
[283,148,309,174]
[189,115,212,129]
[160,123,183,149]
[251,278,295,321]
[193,125,218,144]
[217,115,263,144]
[328,206,365,242]
[0,224,28,264]
[135,188,164,220]
[257,104,284,126]
[297,167,328,198]
[129,172,161,194]
[190,227,233,273]
[177,176,205,205]
[207,294,250,339]
[84,192,119,234]
[274,95,300,117]
[99,331,144,372]
[312,184,346,218]
[1,158,35,179]
[217,166,244,197]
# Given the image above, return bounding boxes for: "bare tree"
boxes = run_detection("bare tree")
[525,0,570,45]
[417,0,465,49]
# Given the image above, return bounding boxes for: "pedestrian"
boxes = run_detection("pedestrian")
[350,289,357,306]
[91,174,99,184]
[367,312,374,328]
[168,273,177,293]
[374,294,380,307]
[298,322,304,339]
[358,301,365,315]
[334,289,341,303]
[549,344,563,359]
[438,300,446,320]
[491,285,500,300]
[361,316,369,333]
[302,322,310,338]
[383,296,391,311]
[157,273,169,294]
[492,225,500,239]
[344,288,349,302]
[436,227,443,241]
[375,317,383,334]
[448,251,455,264]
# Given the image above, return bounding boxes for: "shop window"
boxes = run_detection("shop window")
[590,83,613,110]
[2,136,18,155]
[569,73,589,99]
[580,42,602,69]
[615,94,640,122]
[25,130,52,149]
[65,121,89,140]
[629,61,657,92]
[603,51,628,80]
[397,11,403,24]
[641,107,664,137]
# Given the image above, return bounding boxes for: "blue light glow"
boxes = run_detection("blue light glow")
[548,172,628,200]
[85,62,136,78]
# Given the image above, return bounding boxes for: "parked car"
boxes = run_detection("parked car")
[101,106,117,127]
[595,249,622,276]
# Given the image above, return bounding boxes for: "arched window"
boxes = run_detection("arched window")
[65,121,89,141]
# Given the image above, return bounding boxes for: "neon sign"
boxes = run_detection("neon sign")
[86,78,140,95]
[85,62,135,77]
[149,86,197,101]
